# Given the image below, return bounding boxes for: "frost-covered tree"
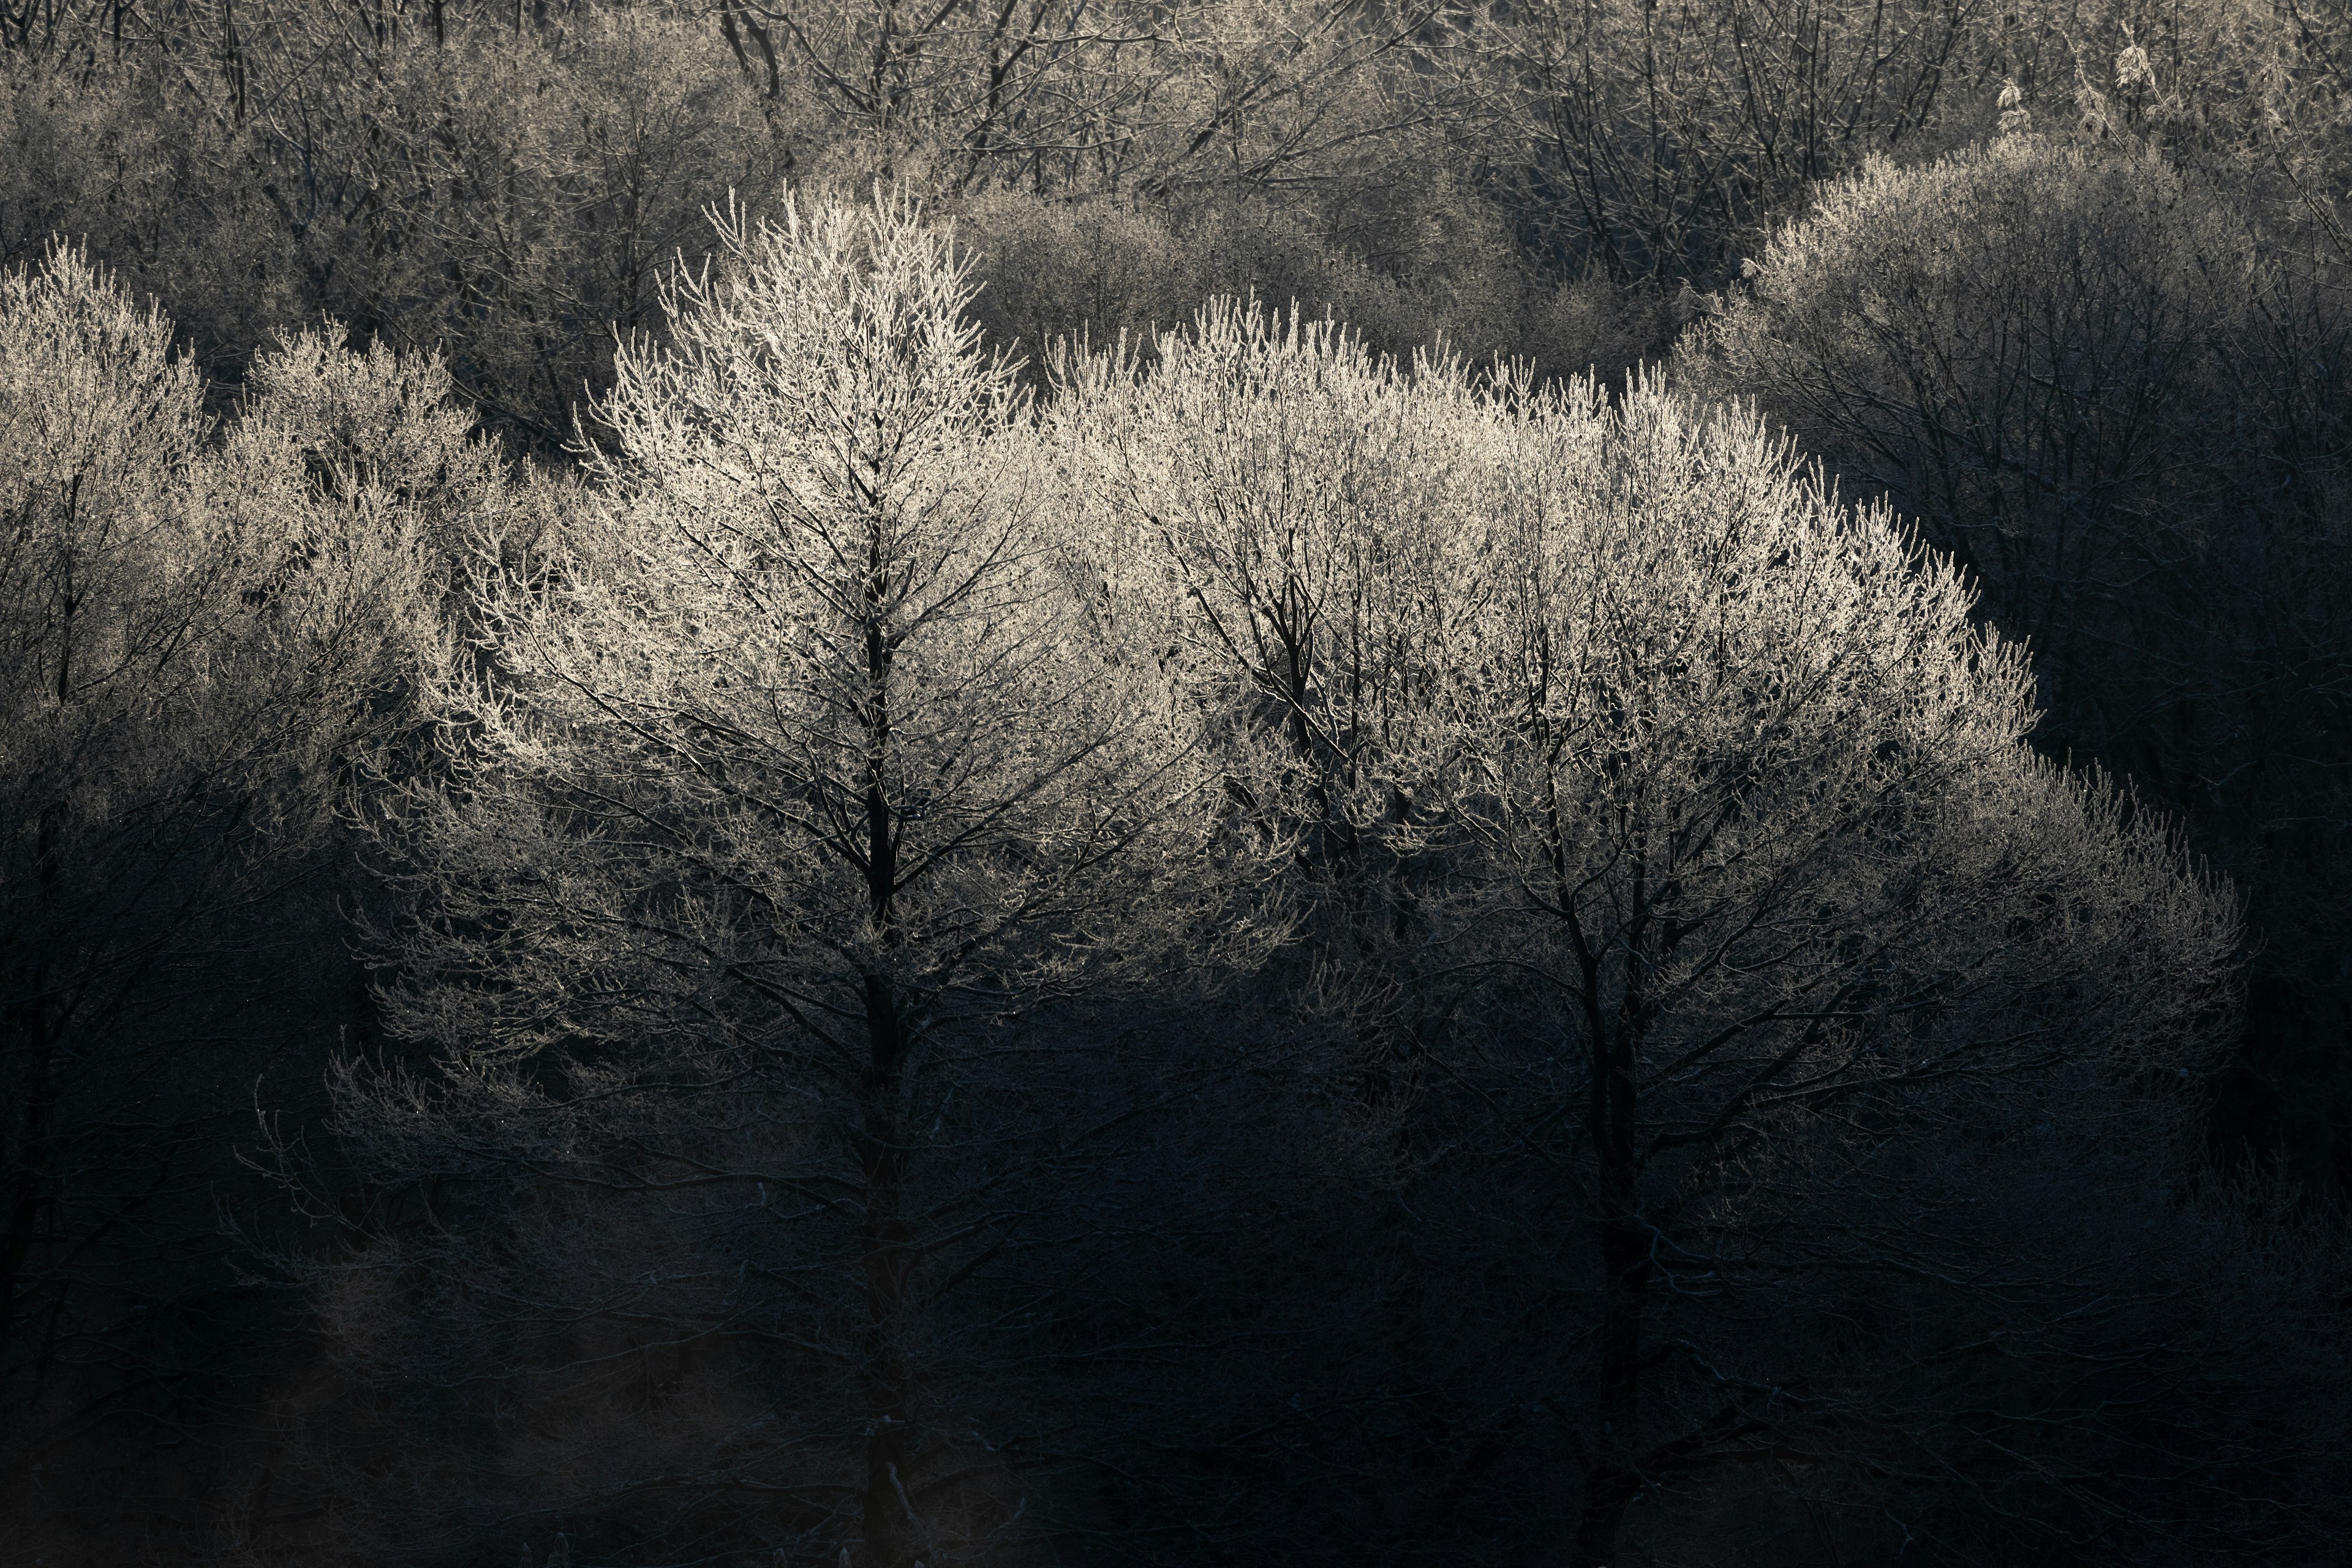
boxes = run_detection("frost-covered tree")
[1430,379,2235,1564]
[1682,138,2352,1193]
[1047,298,1509,948]
[1060,309,2244,1565]
[0,245,427,1498]
[318,189,1254,1568]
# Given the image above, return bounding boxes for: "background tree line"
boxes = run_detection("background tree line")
[3,2,2352,1565]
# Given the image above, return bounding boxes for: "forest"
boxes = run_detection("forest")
[4,1,2352,1564]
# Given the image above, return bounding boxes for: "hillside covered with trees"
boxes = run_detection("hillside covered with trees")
[5,2,2352,1565]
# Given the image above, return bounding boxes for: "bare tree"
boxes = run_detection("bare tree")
[1047,297,1508,950]
[1684,135,2352,1191]
[307,187,1262,1568]
[1450,0,1975,288]
[1058,304,2241,1562]
[1423,377,2234,1564]
[0,244,430,1541]
[733,0,1448,196]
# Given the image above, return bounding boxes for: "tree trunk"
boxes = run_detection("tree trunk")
[0,1027,55,1390]
[856,575,919,1567]
[1573,916,1649,1568]
[1570,1212,1648,1567]
[859,971,919,1568]
[2,742,69,1408]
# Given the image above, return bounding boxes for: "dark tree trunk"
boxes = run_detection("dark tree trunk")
[1570,880,1652,1568]
[1570,1213,1649,1567]
[856,567,920,1567]
[859,971,918,1568]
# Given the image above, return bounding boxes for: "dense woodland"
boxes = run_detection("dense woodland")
[6,1,2352,1564]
